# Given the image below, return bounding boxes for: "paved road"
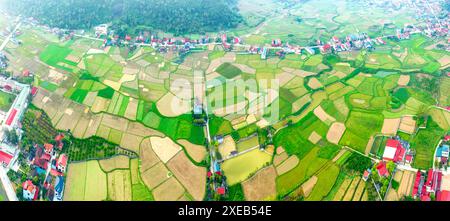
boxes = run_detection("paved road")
[0,21,21,52]
[0,167,18,201]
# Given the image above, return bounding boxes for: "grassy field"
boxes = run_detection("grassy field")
[412,119,446,169]
[222,149,272,185]
[340,111,384,153]
[0,91,15,112]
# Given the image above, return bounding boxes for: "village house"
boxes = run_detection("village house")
[43,143,54,155]
[22,180,38,201]
[382,139,406,163]
[57,154,68,173]
[376,161,389,177]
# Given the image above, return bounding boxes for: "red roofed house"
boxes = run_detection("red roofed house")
[376,161,389,177]
[22,69,30,77]
[44,143,54,155]
[0,150,13,168]
[31,86,38,96]
[55,133,65,150]
[217,187,226,195]
[412,171,422,198]
[5,108,17,126]
[444,135,450,142]
[207,171,212,178]
[437,190,450,201]
[320,44,331,53]
[57,154,68,173]
[425,169,436,193]
[383,139,405,163]
[22,180,39,201]
[405,154,414,164]
[33,147,49,170]
[362,169,371,181]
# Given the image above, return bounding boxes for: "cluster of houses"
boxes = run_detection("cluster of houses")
[21,133,67,201]
[411,135,450,201]
[0,77,32,171]
[0,52,7,70]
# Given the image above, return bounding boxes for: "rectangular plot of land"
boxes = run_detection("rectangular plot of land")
[343,177,361,201]
[141,162,170,189]
[140,138,161,171]
[152,177,185,201]
[381,118,401,135]
[107,170,132,201]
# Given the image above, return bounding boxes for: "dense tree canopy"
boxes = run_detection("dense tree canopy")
[5,0,243,35]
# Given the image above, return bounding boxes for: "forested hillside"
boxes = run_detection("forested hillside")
[4,0,243,35]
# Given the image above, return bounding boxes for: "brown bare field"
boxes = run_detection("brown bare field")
[120,133,142,153]
[381,118,401,135]
[139,138,161,171]
[277,72,296,86]
[332,149,347,162]
[127,121,164,137]
[399,116,416,134]
[99,155,130,172]
[178,139,207,163]
[352,180,366,201]
[242,166,277,201]
[167,152,206,201]
[152,177,186,201]
[141,162,170,189]
[83,114,102,138]
[343,177,361,201]
[102,113,129,131]
[91,96,110,113]
[308,78,323,89]
[276,147,285,155]
[308,131,322,144]
[156,93,191,117]
[301,176,318,198]
[72,116,90,138]
[438,55,450,68]
[107,170,132,201]
[218,136,237,158]
[326,122,346,144]
[386,188,399,201]
[124,98,138,120]
[333,177,352,201]
[273,152,289,166]
[397,75,410,86]
[314,106,336,125]
[397,170,414,197]
[150,136,181,163]
[276,155,299,175]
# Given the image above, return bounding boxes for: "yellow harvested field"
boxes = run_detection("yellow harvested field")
[139,138,161,171]
[399,116,416,134]
[397,170,414,197]
[167,152,206,201]
[332,149,347,162]
[84,161,108,201]
[107,170,132,201]
[152,177,185,201]
[326,122,346,144]
[99,155,130,172]
[101,113,129,131]
[150,136,181,163]
[352,180,366,201]
[218,135,237,158]
[333,177,352,201]
[308,131,322,144]
[308,78,323,89]
[127,121,164,137]
[120,133,142,153]
[276,155,299,175]
[273,151,289,166]
[397,75,410,86]
[141,162,170,189]
[178,139,207,163]
[130,159,139,185]
[156,93,192,117]
[314,106,336,125]
[381,118,401,135]
[301,176,318,198]
[343,177,361,201]
[242,166,277,201]
[91,96,110,113]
